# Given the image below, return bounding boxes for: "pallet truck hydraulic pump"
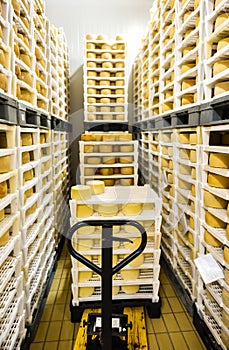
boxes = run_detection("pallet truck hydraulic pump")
[66,219,147,350]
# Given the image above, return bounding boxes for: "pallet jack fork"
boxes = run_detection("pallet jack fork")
[66,219,148,350]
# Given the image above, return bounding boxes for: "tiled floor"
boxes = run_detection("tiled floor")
[30,245,206,350]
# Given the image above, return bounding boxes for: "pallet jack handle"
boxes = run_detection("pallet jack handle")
[66,219,147,350]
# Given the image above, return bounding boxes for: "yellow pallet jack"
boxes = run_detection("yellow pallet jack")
[66,219,149,350]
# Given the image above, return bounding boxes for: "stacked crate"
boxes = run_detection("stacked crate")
[196,125,229,350]
[33,0,49,111]
[69,185,162,305]
[204,0,229,100]
[10,0,36,105]
[0,0,12,96]
[84,34,127,123]
[79,132,138,186]
[148,10,160,117]
[138,132,150,184]
[63,34,70,118]
[175,0,205,108]
[0,123,25,349]
[56,28,68,119]
[52,130,69,246]
[141,34,150,120]
[160,0,175,114]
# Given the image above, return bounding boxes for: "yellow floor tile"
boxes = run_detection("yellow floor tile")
[183,331,206,349]
[145,316,154,334]
[54,269,63,279]
[44,341,58,350]
[151,317,167,333]
[147,333,159,350]
[162,284,177,297]
[58,278,71,291]
[168,297,185,313]
[51,304,66,321]
[55,290,68,304]
[159,272,171,284]
[156,333,174,350]
[58,340,73,350]
[170,332,189,350]
[161,297,172,313]
[34,322,49,342]
[30,342,43,350]
[175,312,194,331]
[51,278,61,291]
[41,305,53,322]
[64,304,72,321]
[163,313,180,332]
[60,321,75,340]
[62,269,71,279]
[46,321,62,341]
[46,291,57,305]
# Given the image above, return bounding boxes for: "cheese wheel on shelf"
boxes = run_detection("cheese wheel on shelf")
[222,309,229,329]
[86,180,105,195]
[181,94,194,105]
[178,179,191,190]
[188,232,194,245]
[225,268,229,284]
[71,185,91,200]
[103,179,115,186]
[120,178,134,185]
[213,60,229,75]
[128,254,144,267]
[215,81,229,95]
[79,287,94,297]
[215,13,228,28]
[116,71,124,77]
[204,190,227,208]
[120,167,133,175]
[78,271,93,282]
[0,180,7,198]
[87,157,101,164]
[121,270,139,281]
[102,62,113,69]
[204,229,222,247]
[87,61,97,68]
[76,204,94,218]
[87,71,97,77]
[23,169,33,183]
[99,144,113,152]
[21,133,33,146]
[190,133,198,144]
[87,52,96,59]
[207,173,229,188]
[217,37,229,51]
[181,63,195,74]
[224,246,229,264]
[100,106,111,113]
[86,42,96,49]
[87,79,96,86]
[0,208,4,221]
[122,203,143,216]
[209,153,229,168]
[115,88,124,95]
[119,156,133,164]
[120,145,133,152]
[0,230,9,246]
[190,150,196,163]
[205,211,226,228]
[182,79,196,90]
[103,156,115,164]
[179,133,190,144]
[115,115,125,120]
[81,133,96,141]
[179,164,191,175]
[0,156,10,173]
[97,204,118,216]
[26,202,37,216]
[84,168,95,176]
[100,168,113,176]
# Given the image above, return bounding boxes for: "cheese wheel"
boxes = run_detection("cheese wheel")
[179,149,189,160]
[103,156,115,164]
[128,254,144,267]
[225,268,229,284]
[190,150,196,163]
[78,271,93,282]
[76,204,93,218]
[21,133,33,146]
[189,216,195,229]
[222,286,229,307]
[179,164,191,175]
[208,173,229,188]
[213,60,229,75]
[84,145,94,153]
[101,52,112,60]
[20,54,32,68]
[99,144,112,152]
[0,230,9,246]
[226,224,229,240]
[120,178,133,185]
[0,73,8,92]
[87,71,97,77]
[100,71,111,77]
[204,190,227,208]
[101,88,111,95]
[191,184,196,196]
[102,62,113,69]
[22,151,30,164]
[26,203,37,216]
[178,179,191,190]
[97,204,118,216]
[115,114,125,120]
[120,167,133,175]
[0,156,10,173]
[0,180,7,198]
[188,232,194,245]
[209,153,229,168]
[182,94,194,105]
[217,37,229,51]
[215,81,229,95]
[120,145,133,152]
[24,187,34,203]
[81,133,96,141]
[100,80,110,87]
[87,157,101,164]
[87,79,96,86]
[23,169,33,183]
[84,168,95,176]
[119,156,133,164]
[116,71,124,77]
[205,211,226,228]
[224,246,229,264]
[103,179,115,186]
[115,88,124,95]
[182,79,196,90]
[181,63,195,74]
[87,52,96,59]
[100,106,111,113]
[122,203,143,216]
[86,180,105,194]
[100,168,113,175]
[215,13,228,28]
[179,133,190,144]
[121,270,139,281]
[0,208,4,222]
[204,229,222,247]
[87,61,97,68]
[222,309,229,329]
[79,287,94,297]
[71,185,91,200]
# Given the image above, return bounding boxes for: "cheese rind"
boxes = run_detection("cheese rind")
[204,229,222,247]
[0,156,10,173]
[71,185,91,200]
[204,190,227,208]
[208,173,229,188]
[76,204,94,218]
[205,211,227,228]
[122,203,143,216]
[209,153,229,168]
[0,230,9,246]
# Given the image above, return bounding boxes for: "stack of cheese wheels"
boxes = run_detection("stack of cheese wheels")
[71,185,91,200]
[86,180,105,195]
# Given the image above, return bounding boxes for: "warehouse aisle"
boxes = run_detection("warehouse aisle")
[30,245,206,350]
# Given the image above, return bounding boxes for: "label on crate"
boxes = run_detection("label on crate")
[194,254,224,284]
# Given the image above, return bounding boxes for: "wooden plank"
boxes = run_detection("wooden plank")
[124,306,148,350]
[74,308,100,350]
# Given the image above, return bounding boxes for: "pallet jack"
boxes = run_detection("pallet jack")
[66,219,147,350]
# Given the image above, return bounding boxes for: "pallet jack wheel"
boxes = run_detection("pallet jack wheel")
[146,298,161,319]
[70,302,84,323]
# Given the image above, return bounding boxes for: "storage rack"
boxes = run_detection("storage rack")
[132,0,229,347]
[83,35,128,125]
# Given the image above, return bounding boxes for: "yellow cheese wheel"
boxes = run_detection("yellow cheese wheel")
[225,268,229,284]
[87,157,101,164]
[24,187,33,203]
[188,232,194,245]
[78,271,93,282]
[204,190,227,208]
[179,164,191,175]
[204,229,222,247]
[84,168,95,176]
[182,79,196,89]
[118,134,132,141]
[21,133,33,146]
[190,133,198,144]
[0,49,6,68]
[179,149,189,160]
[100,106,111,112]
[0,73,8,92]
[205,211,227,228]
[100,71,111,78]
[0,180,7,198]
[209,153,229,168]
[120,167,133,175]
[0,156,10,173]
[86,180,105,195]
[194,0,199,9]
[120,178,133,185]
[26,202,37,216]
[181,94,194,105]
[222,309,229,329]
[222,287,229,307]
[181,63,195,74]
[224,246,229,264]
[77,225,95,235]
[122,203,143,216]
[103,179,115,186]
[84,145,94,153]
[76,204,94,218]
[226,224,229,240]
[0,208,4,221]
[215,13,228,28]
[99,168,113,175]
[208,173,229,188]
[100,80,110,86]
[71,185,91,200]
[116,71,124,77]
[121,270,139,281]
[191,185,196,196]
[97,204,118,216]
[102,62,113,69]
[178,179,191,190]
[87,61,97,68]
[99,144,112,152]
[87,79,96,86]
[87,71,97,77]
[217,37,229,51]
[0,230,9,246]
[128,254,144,267]
[190,150,196,163]
[103,156,115,164]
[23,169,33,183]
[179,133,190,144]
[189,216,195,229]
[215,81,229,95]
[119,156,133,164]
[120,145,133,152]
[79,287,94,297]
[191,168,196,179]
[213,60,229,75]
[101,88,111,95]
[81,133,96,141]
[87,52,96,59]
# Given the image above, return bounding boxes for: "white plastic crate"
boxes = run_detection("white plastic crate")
[0,273,23,319]
[18,160,39,187]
